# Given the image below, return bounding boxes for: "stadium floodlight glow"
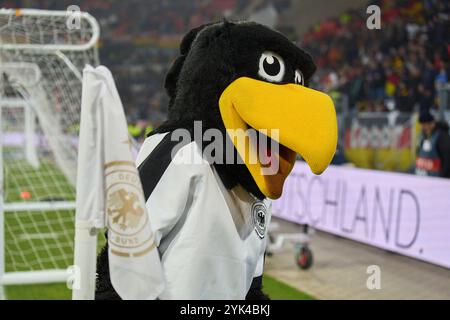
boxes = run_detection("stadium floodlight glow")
[0,8,100,300]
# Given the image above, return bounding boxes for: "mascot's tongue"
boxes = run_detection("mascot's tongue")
[266,147,271,161]
[254,129,273,166]
[257,134,293,175]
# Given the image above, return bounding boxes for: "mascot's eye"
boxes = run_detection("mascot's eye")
[294,69,304,85]
[258,51,285,83]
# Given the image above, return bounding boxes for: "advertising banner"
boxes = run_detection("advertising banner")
[343,113,417,171]
[273,162,450,268]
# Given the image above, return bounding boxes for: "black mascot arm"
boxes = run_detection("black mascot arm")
[245,276,270,300]
[95,243,121,300]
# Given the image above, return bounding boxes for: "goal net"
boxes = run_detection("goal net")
[0,8,99,297]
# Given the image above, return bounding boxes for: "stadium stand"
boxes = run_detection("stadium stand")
[2,0,448,133]
[2,0,294,128]
[303,0,449,113]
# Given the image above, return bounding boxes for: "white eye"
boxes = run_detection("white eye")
[258,51,285,83]
[294,69,304,85]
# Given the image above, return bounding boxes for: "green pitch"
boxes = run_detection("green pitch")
[5,275,315,300]
[3,157,76,273]
[263,275,315,300]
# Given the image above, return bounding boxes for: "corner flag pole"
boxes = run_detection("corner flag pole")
[72,221,98,299]
[72,65,105,300]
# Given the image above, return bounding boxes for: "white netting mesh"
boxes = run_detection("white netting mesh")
[2,102,77,271]
[0,8,98,50]
[0,9,99,273]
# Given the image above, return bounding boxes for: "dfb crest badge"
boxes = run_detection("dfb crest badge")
[105,161,155,257]
[252,201,267,239]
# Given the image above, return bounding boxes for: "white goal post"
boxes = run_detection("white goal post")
[0,8,100,299]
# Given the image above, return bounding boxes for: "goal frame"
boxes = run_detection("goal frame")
[0,8,100,299]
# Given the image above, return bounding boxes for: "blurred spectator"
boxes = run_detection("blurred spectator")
[415,110,450,178]
[395,82,414,112]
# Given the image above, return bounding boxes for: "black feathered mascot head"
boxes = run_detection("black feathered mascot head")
[154,20,337,199]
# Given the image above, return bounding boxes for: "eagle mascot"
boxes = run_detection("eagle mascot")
[96,20,337,300]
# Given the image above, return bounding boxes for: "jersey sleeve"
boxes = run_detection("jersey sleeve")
[137,134,210,247]
[437,132,450,178]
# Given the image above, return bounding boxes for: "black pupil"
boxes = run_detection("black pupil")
[263,55,280,76]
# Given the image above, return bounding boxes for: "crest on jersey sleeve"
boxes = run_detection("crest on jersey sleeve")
[105,161,154,257]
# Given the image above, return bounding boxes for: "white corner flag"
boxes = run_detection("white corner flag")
[73,65,165,300]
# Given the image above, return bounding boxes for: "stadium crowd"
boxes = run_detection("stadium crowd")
[3,0,291,138]
[304,0,449,113]
[2,0,449,129]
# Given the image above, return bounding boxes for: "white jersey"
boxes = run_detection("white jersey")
[135,132,271,300]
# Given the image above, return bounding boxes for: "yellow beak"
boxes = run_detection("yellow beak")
[219,77,337,199]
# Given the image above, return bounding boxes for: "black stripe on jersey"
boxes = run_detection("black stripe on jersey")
[138,132,191,200]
